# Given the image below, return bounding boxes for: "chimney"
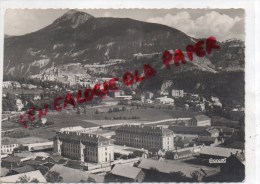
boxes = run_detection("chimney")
[236,151,238,155]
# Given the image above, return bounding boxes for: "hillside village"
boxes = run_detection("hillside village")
[1,75,245,182]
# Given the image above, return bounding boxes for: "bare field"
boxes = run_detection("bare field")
[2,107,201,140]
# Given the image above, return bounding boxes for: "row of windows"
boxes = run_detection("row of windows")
[1,148,14,152]
[117,138,162,145]
[117,140,162,147]
[62,143,97,150]
[62,150,98,158]
[117,136,162,142]
[117,131,163,136]
[85,151,97,156]
[118,134,163,139]
[62,148,79,154]
[84,156,98,162]
[1,144,18,148]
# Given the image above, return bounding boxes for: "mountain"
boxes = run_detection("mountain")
[207,39,245,72]
[4,10,199,77]
[3,10,245,107]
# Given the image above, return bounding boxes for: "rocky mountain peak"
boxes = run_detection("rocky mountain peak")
[52,10,94,28]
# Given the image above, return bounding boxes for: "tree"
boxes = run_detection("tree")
[16,175,31,183]
[46,171,63,182]
[114,152,121,160]
[190,170,203,182]
[144,167,161,182]
[128,153,136,159]
[2,98,16,111]
[31,178,39,183]
[168,171,192,182]
[87,176,96,183]
[16,175,39,183]
[144,168,192,182]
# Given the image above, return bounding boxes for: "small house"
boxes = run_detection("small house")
[196,136,222,146]
[191,115,211,126]
[165,150,193,160]
[110,164,145,182]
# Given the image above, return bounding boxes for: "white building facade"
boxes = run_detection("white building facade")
[54,131,114,163]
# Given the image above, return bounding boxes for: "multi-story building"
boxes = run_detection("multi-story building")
[1,137,19,154]
[109,90,125,98]
[54,131,114,164]
[15,99,24,111]
[154,96,174,105]
[2,81,13,89]
[172,89,184,98]
[115,125,174,150]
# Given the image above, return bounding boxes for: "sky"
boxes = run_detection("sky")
[4,9,245,41]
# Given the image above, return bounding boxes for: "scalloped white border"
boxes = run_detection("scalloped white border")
[0,1,258,184]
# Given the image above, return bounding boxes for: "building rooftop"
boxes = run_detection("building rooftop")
[200,146,242,158]
[232,152,245,165]
[13,151,36,159]
[111,164,143,180]
[30,144,53,151]
[205,128,220,135]
[225,141,244,149]
[221,127,235,133]
[46,164,104,183]
[0,170,47,183]
[193,115,211,122]
[90,129,115,135]
[2,156,23,163]
[138,159,204,178]
[24,159,45,166]
[116,125,174,136]
[169,126,207,134]
[56,131,112,146]
[60,126,85,132]
[11,165,34,174]
[197,136,217,143]
[173,150,192,156]
[46,154,66,163]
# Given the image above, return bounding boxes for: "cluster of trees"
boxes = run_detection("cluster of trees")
[114,153,137,160]
[105,116,140,120]
[2,92,17,111]
[3,75,65,90]
[45,171,63,182]
[79,177,96,183]
[16,175,39,183]
[144,168,203,182]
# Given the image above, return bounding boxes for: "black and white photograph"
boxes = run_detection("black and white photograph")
[0,5,255,183]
